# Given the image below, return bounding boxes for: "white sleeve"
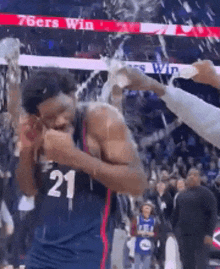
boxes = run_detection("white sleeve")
[161,86,220,149]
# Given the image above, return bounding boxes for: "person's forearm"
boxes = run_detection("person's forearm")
[7,83,21,132]
[72,149,147,195]
[16,148,38,196]
[160,86,220,149]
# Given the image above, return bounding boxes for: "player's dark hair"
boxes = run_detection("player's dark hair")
[22,68,77,114]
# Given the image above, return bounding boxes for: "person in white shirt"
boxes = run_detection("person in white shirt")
[114,60,220,150]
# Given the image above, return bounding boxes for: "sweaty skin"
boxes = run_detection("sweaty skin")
[17,93,147,197]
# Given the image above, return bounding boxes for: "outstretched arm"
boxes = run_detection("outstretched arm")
[114,64,220,149]
[160,86,220,149]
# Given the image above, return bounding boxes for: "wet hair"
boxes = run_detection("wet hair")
[22,68,77,114]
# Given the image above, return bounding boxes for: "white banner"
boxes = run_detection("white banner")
[1,55,220,75]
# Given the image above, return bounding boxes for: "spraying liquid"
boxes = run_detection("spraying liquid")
[0,38,21,60]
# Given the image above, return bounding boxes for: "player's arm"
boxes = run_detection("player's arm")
[16,115,43,196]
[17,147,39,197]
[44,105,147,195]
[114,66,220,149]
[5,53,39,196]
[84,105,147,195]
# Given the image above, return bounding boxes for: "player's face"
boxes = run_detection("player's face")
[38,92,76,132]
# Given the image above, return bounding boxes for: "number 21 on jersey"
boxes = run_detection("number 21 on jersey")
[47,170,76,199]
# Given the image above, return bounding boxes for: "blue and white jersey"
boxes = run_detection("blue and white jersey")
[135,214,155,255]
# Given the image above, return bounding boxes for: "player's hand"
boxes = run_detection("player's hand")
[18,114,43,151]
[192,60,220,89]
[204,235,213,246]
[44,129,79,167]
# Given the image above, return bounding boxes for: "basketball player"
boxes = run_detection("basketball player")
[115,60,220,150]
[16,69,147,269]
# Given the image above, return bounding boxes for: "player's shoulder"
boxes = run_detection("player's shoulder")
[79,101,125,126]
[87,101,124,121]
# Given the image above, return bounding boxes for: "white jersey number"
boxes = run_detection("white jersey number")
[47,170,76,199]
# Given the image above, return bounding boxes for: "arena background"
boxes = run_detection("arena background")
[0,0,220,268]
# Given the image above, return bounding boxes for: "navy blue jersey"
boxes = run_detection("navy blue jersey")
[135,215,155,255]
[25,107,116,269]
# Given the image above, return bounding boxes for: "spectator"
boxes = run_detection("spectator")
[176,156,187,178]
[196,162,209,187]
[155,182,173,223]
[186,156,195,172]
[172,168,217,269]
[206,160,219,187]
[153,143,164,166]
[170,163,180,179]
[187,133,197,156]
[173,178,186,208]
[201,146,211,170]
[160,158,170,172]
[167,177,177,199]
[131,201,158,269]
[143,181,157,203]
[159,170,170,183]
[164,137,176,160]
[111,194,134,269]
[154,181,173,268]
[174,140,189,163]
[211,148,218,164]
[149,159,158,182]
